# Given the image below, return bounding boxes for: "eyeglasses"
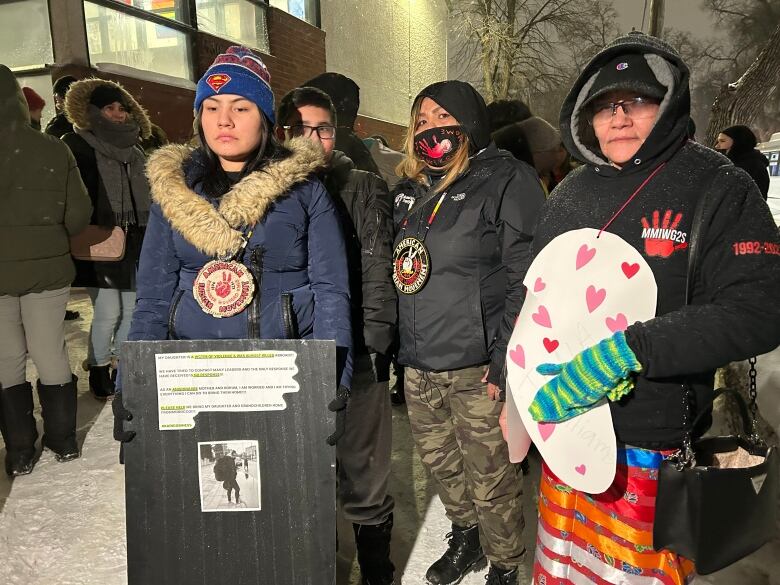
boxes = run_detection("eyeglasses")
[590,97,660,126]
[282,124,336,140]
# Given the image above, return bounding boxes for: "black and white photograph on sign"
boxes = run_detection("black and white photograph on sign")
[198,441,261,512]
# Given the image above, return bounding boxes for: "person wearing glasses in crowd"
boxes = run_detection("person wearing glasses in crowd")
[392,80,546,585]
[112,47,353,456]
[507,32,780,584]
[276,86,397,585]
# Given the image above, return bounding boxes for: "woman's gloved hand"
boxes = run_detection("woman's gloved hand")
[528,331,641,423]
[326,385,350,446]
[112,392,135,464]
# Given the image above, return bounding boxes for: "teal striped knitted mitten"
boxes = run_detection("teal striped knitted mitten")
[528,331,642,423]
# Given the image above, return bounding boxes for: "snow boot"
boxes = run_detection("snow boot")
[0,382,39,476]
[88,365,115,400]
[485,564,519,585]
[37,376,80,462]
[353,514,395,585]
[425,523,486,585]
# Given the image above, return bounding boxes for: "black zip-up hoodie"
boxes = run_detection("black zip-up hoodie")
[393,81,546,378]
[537,32,780,447]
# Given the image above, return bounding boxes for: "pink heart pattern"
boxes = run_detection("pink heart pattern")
[575,464,587,475]
[532,305,552,328]
[622,262,640,279]
[509,345,525,369]
[585,285,606,313]
[576,244,596,270]
[538,422,555,442]
[606,313,628,333]
[534,277,546,293]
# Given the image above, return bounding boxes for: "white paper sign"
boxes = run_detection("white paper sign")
[155,350,299,430]
[506,228,657,493]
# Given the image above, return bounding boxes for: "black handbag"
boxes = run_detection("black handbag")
[652,175,779,574]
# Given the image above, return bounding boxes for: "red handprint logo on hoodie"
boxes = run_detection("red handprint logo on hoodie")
[640,209,688,258]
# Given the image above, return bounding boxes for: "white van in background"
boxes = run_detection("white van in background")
[757,132,780,225]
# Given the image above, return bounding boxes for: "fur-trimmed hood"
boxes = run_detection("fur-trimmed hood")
[146,137,325,258]
[65,78,152,139]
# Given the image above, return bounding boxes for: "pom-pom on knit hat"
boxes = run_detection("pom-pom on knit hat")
[195,46,275,124]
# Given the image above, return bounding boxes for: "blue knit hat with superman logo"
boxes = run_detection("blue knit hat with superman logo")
[195,46,275,124]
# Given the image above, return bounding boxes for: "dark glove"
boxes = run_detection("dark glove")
[326,385,350,446]
[112,392,135,464]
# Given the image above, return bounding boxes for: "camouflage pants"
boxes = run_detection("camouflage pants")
[405,365,525,567]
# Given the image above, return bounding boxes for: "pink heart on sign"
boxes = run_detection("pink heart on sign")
[575,464,587,475]
[538,422,555,442]
[533,277,546,293]
[621,262,640,279]
[509,345,525,369]
[606,313,628,333]
[543,338,559,353]
[585,285,606,313]
[532,305,552,328]
[576,244,596,270]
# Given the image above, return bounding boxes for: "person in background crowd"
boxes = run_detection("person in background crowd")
[510,31,780,584]
[62,79,152,399]
[45,75,77,139]
[278,85,396,585]
[303,72,381,176]
[364,134,404,189]
[486,98,532,134]
[716,125,770,200]
[21,87,45,131]
[517,116,577,192]
[0,65,92,475]
[112,47,353,460]
[393,80,545,585]
[491,123,535,168]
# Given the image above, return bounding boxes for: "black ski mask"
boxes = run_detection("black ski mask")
[414,125,464,167]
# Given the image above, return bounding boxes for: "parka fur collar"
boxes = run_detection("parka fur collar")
[65,78,152,139]
[146,137,324,258]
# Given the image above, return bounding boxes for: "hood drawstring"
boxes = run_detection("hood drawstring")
[598,162,666,238]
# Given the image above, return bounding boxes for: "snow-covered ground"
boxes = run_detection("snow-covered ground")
[1,291,779,584]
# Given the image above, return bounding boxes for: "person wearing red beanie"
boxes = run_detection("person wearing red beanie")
[22,87,46,131]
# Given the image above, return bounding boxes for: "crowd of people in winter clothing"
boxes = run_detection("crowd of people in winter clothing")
[1,27,779,585]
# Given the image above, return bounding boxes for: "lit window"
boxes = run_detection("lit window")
[195,0,270,53]
[269,0,318,27]
[0,0,54,69]
[110,0,189,23]
[84,1,193,81]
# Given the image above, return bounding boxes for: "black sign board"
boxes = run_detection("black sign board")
[121,339,336,585]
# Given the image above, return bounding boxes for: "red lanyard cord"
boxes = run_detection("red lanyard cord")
[598,162,667,238]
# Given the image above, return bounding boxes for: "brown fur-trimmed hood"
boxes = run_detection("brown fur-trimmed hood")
[65,78,152,139]
[146,137,325,258]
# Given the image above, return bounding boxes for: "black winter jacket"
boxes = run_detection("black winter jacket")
[392,144,546,379]
[321,151,397,359]
[544,31,780,448]
[729,149,770,200]
[45,112,74,139]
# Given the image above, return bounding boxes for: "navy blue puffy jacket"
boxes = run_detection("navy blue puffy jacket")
[126,139,353,388]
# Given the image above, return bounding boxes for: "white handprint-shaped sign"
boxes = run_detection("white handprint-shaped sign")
[506,228,657,493]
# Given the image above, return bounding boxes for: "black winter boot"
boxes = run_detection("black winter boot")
[37,376,80,462]
[425,523,486,585]
[0,382,39,476]
[485,564,519,585]
[353,514,395,585]
[89,365,115,400]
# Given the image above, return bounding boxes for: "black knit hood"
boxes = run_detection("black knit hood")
[415,80,491,153]
[721,125,759,158]
[559,31,690,174]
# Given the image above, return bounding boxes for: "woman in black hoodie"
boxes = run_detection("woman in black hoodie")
[715,125,770,199]
[514,32,780,584]
[392,81,545,585]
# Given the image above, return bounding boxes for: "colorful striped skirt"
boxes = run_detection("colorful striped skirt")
[533,447,696,584]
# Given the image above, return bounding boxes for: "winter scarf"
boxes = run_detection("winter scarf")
[76,106,150,227]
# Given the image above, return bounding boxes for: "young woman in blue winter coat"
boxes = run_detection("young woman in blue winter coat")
[112,47,352,449]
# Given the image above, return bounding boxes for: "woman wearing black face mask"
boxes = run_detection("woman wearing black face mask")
[391,81,546,585]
